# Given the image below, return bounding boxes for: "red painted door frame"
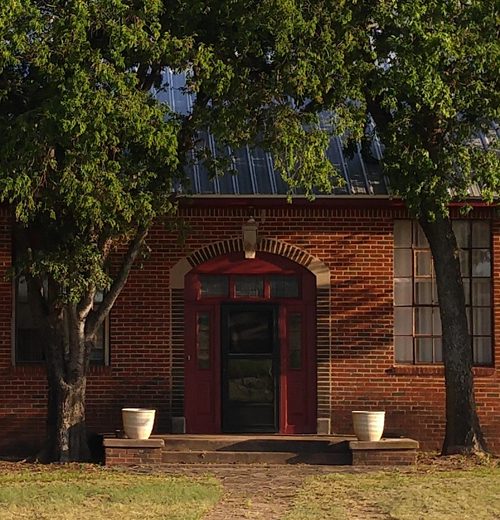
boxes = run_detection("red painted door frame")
[184,252,316,434]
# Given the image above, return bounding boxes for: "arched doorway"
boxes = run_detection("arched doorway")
[184,252,316,434]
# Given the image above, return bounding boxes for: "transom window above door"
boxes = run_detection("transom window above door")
[198,274,300,300]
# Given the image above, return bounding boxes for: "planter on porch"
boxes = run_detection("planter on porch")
[122,408,156,440]
[352,410,385,441]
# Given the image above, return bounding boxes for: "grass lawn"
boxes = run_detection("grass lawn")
[285,463,500,520]
[0,465,221,520]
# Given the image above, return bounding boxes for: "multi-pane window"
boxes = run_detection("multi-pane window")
[15,277,109,365]
[394,220,492,365]
[198,275,300,300]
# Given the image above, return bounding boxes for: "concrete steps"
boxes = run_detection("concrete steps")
[154,434,353,465]
[103,435,419,467]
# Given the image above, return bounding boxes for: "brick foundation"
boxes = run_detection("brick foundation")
[349,439,419,466]
[103,439,164,466]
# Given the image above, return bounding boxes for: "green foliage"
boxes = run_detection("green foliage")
[0,1,186,302]
[167,0,499,215]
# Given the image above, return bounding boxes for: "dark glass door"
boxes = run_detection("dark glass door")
[221,304,279,432]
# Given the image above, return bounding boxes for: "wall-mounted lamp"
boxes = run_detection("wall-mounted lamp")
[242,217,258,259]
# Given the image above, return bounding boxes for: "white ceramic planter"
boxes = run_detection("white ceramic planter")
[122,408,156,440]
[352,410,385,441]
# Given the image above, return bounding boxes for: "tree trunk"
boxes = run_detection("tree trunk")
[419,215,487,455]
[43,371,90,462]
[38,307,91,462]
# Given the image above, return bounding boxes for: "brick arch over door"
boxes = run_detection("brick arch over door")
[169,237,332,429]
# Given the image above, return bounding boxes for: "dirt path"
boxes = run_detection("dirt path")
[157,464,359,520]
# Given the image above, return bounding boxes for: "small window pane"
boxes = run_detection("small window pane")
[452,221,470,248]
[472,279,490,306]
[270,276,299,298]
[462,278,470,305]
[415,307,432,335]
[473,308,491,336]
[472,250,491,277]
[434,338,443,362]
[415,251,432,276]
[459,250,470,277]
[394,279,412,306]
[288,313,302,369]
[472,221,490,248]
[196,313,210,369]
[415,225,429,247]
[395,336,413,363]
[394,249,412,277]
[394,307,413,335]
[200,275,228,297]
[473,337,492,365]
[17,277,28,302]
[416,338,433,363]
[394,220,412,248]
[433,309,442,335]
[235,277,263,297]
[415,280,432,304]
[89,323,106,363]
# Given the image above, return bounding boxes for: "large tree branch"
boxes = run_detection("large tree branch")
[85,227,148,340]
[364,90,393,132]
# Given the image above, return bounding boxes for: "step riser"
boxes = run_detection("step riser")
[161,451,352,465]
[160,440,349,453]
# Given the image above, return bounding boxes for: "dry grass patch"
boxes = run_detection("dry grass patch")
[0,464,221,520]
[285,461,500,520]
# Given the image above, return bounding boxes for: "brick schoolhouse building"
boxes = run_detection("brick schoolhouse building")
[1,75,499,455]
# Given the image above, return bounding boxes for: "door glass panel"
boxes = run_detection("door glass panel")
[228,310,273,353]
[200,275,228,297]
[227,358,274,403]
[196,312,210,369]
[288,313,302,369]
[235,276,263,297]
[269,276,299,298]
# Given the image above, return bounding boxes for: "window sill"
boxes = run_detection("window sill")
[8,364,111,375]
[387,365,495,377]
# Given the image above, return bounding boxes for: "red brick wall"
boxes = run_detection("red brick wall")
[0,203,498,455]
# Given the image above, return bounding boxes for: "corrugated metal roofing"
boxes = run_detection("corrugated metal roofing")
[154,70,388,196]
[155,71,495,198]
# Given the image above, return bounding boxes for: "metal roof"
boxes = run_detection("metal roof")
[155,71,498,198]
[154,70,388,197]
